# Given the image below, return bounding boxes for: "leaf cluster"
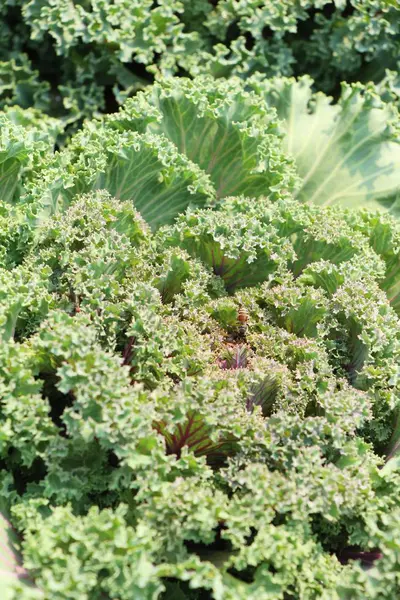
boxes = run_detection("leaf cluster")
[0,1,398,124]
[0,182,399,597]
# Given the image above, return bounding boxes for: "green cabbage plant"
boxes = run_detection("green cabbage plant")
[24,76,400,224]
[0,75,400,598]
[0,184,400,598]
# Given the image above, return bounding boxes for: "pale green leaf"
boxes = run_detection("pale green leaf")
[251,76,400,215]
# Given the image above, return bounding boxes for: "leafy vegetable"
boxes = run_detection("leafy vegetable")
[24,75,400,228]
[0,1,398,123]
[25,77,297,227]
[0,183,398,598]
[0,15,397,592]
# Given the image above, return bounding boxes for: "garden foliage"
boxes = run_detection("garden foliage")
[0,3,400,599]
[0,1,399,123]
[0,73,398,597]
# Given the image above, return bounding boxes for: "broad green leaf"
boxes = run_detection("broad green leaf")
[263,283,328,338]
[107,77,297,200]
[28,129,214,229]
[250,76,400,215]
[90,132,214,229]
[143,79,292,199]
[161,202,295,293]
[28,77,297,230]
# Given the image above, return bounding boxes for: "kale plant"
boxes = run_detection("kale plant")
[0,75,399,598]
[23,76,400,223]
[0,1,398,123]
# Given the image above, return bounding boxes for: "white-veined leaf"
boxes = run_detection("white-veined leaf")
[251,76,400,215]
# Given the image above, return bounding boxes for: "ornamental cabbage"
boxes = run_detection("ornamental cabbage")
[24,76,400,226]
[0,73,399,598]
[0,182,398,597]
